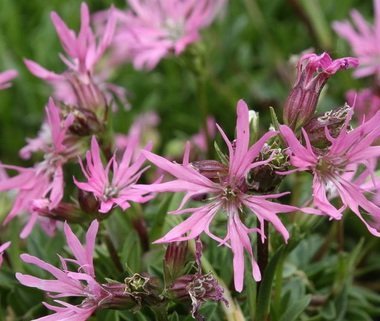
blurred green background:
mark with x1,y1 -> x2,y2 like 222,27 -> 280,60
0,0 -> 372,164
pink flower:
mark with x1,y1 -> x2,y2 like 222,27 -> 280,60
139,100 -> 298,292
283,52 -> 358,130
74,136 -> 152,213
0,241 -> 11,268
333,0 -> 380,79
24,3 -> 125,111
16,220 -> 106,321
20,98 -> 77,159
0,69 -> 17,89
346,88 -> 380,123
105,0 -> 226,70
280,112 -> 380,236
0,99 -> 76,238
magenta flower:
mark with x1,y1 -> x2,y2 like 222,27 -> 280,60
0,69 -> 17,90
139,100 -> 298,292
283,52 -> 358,130
333,0 -> 380,79
16,220 -> 106,321
105,0 -> 226,70
0,242 -> 11,268
74,136 -> 152,213
280,112 -> 380,236
0,99 -> 76,238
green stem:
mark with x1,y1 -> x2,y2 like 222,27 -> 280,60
257,221 -> 269,292
151,305 -> 169,321
104,233 -> 124,273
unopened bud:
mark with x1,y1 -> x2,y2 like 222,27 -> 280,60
164,242 -> 188,284
304,104 -> 352,149
283,52 -> 358,130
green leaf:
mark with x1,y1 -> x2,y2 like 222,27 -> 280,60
150,194 -> 174,241
255,246 -> 285,321
278,295 -> 311,321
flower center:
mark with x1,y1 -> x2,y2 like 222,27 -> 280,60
164,18 -> 185,42
103,185 -> 118,200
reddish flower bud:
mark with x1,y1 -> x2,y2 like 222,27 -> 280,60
283,52 -> 358,130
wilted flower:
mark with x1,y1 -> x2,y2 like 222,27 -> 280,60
171,272 -> 227,321
139,100 -> 300,292
102,0 -> 226,70
304,104 -> 352,149
0,69 -> 17,89
280,111 -> 380,236
75,136 -> 152,213
283,52 -> 358,130
0,241 -> 11,268
333,0 -> 380,79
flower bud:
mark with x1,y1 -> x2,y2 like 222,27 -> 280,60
164,241 -> 188,284
283,52 -> 358,130
304,104 -> 352,149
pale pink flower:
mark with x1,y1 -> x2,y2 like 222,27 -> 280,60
346,88 -> 380,123
333,0 -> 380,79
104,0 -> 226,70
0,69 -> 17,90
139,100 -> 298,292
0,99 -> 76,238
280,111 -> 380,236
74,136 -> 152,213
0,241 -> 11,268
16,220 -> 106,321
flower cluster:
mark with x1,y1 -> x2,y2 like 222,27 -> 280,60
2,1 -> 380,321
